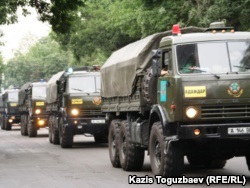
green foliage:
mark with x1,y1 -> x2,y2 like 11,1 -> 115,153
0,54 -> 4,88
1,0 -> 250,72
3,36 -> 74,89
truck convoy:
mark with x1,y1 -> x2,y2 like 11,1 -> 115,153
46,67 -> 108,148
0,89 -> 21,130
101,22 -> 250,177
18,82 -> 48,137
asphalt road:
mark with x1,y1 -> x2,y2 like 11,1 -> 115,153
0,126 -> 249,188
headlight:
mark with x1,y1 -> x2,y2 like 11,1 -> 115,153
186,107 -> 198,119
35,109 -> 41,114
71,109 -> 79,116
38,120 -> 45,126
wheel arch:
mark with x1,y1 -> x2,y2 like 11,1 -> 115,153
149,104 -> 170,137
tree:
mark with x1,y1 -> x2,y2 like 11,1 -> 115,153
0,54 -> 4,89
0,0 -> 83,34
3,35 -> 75,89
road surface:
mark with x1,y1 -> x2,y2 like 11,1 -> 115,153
0,127 -> 249,188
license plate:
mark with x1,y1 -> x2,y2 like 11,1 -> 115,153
91,119 -> 105,124
228,127 -> 250,135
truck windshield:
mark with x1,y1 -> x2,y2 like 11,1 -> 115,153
32,86 -> 46,99
177,40 -> 250,74
8,91 -> 18,102
68,76 -> 101,94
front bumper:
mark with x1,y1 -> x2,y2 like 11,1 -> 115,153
179,122 -> 250,139
32,115 -> 49,128
6,115 -> 21,124
67,117 -> 107,135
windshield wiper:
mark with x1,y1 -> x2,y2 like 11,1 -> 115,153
35,96 -> 45,98
180,67 -> 220,79
233,65 -> 250,69
71,88 -> 83,92
71,88 -> 90,95
9,98 -> 17,100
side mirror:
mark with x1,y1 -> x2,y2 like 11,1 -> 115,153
56,80 -> 61,85
152,49 -> 162,77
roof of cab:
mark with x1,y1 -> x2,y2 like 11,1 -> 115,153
160,32 -> 250,46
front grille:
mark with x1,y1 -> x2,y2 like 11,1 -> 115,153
79,109 -> 103,117
201,105 -> 250,119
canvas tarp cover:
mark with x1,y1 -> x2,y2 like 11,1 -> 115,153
46,71 -> 65,104
18,82 -> 32,105
101,27 -> 205,98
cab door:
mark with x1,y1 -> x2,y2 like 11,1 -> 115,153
158,49 -> 176,122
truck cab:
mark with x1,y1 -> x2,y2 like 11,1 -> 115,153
151,23 -> 250,174
0,89 -> 21,130
47,67 -> 108,148
19,82 -> 48,137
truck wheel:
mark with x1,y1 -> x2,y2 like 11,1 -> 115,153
186,154 -> 205,166
118,120 -> 145,171
28,117 -> 37,137
59,117 -> 73,148
246,154 -> 250,171
187,154 -> 226,169
94,133 -> 108,143
149,121 -> 183,177
5,118 -> 12,131
51,116 -> 60,145
1,116 -> 6,130
142,67 -> 157,104
204,159 -> 227,169
108,120 -> 121,168
21,115 -> 24,135
48,116 -> 53,143
23,115 -> 28,135
21,115 -> 28,136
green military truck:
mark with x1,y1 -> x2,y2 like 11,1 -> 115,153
101,22 -> 250,176
0,89 -> 21,130
18,82 -> 48,137
46,67 -> 108,148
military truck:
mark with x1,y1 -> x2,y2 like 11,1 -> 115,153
0,89 -> 21,130
46,67 -> 108,148
18,82 -> 48,137
101,22 -> 250,177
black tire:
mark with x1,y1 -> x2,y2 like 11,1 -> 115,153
5,118 -> 12,131
149,121 -> 183,177
186,154 -> 205,166
51,116 -> 60,145
204,159 -> 227,169
28,116 -> 37,137
21,115 -> 24,135
187,154 -> 226,169
246,154 -> 250,171
1,116 -> 5,130
142,67 -> 157,104
108,120 -> 121,168
21,115 -> 28,136
118,120 -> 145,171
59,117 -> 73,148
48,116 -> 53,143
94,133 -> 108,143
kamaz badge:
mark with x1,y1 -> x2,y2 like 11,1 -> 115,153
92,97 -> 102,105
228,83 -> 243,97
